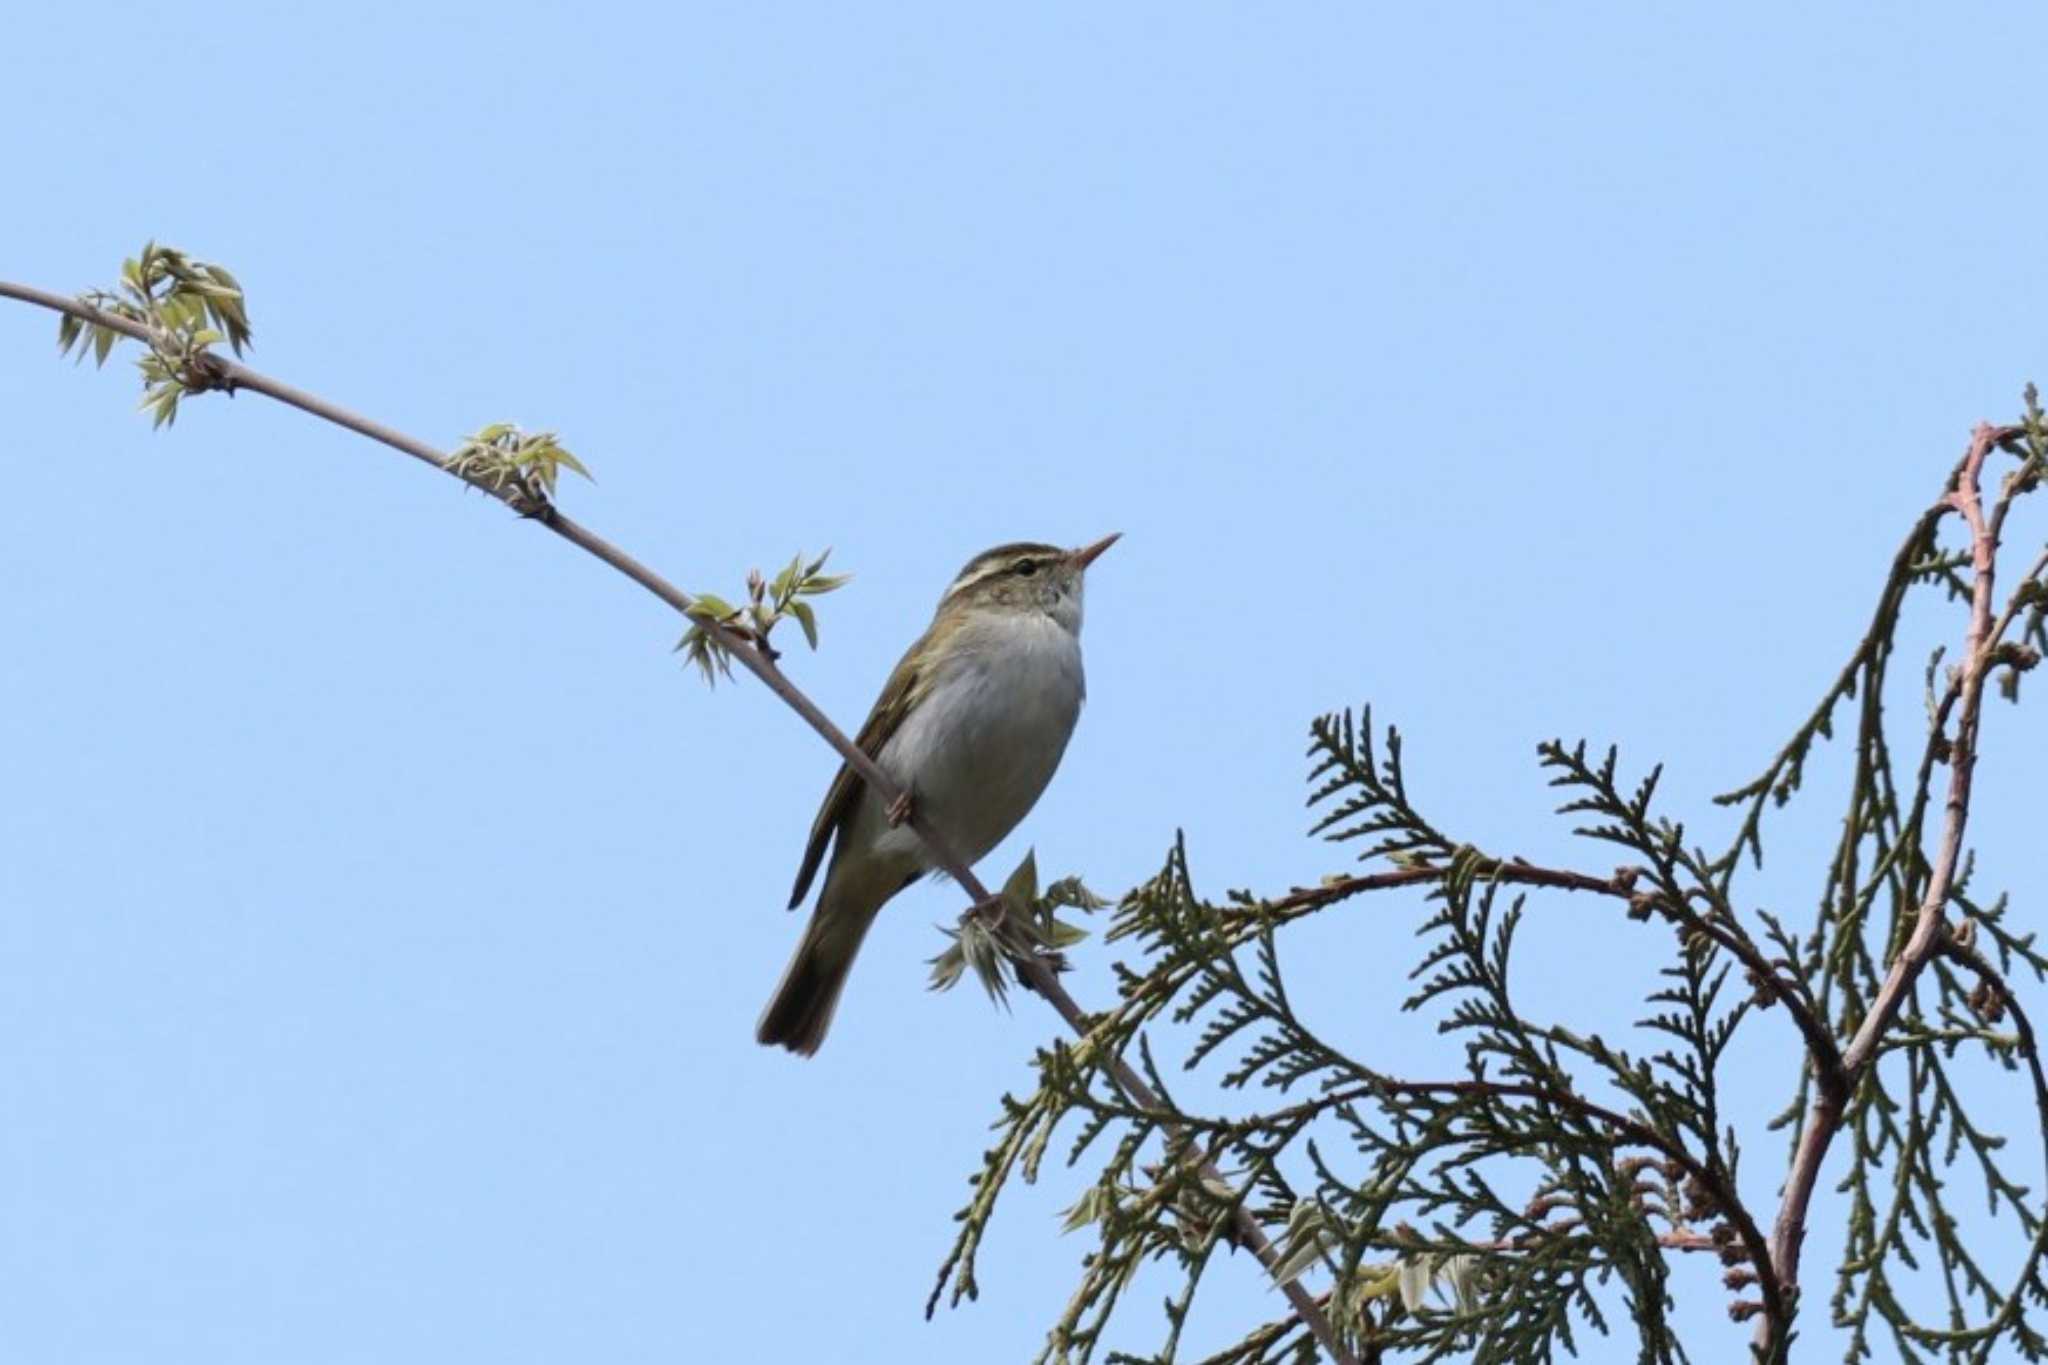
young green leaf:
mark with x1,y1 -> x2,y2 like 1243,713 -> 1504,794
787,599 -> 819,649
1001,849 -> 1039,911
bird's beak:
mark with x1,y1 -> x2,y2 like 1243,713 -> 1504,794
1070,532 -> 1122,570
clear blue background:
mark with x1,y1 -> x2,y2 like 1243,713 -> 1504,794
4,4 -> 2045,1361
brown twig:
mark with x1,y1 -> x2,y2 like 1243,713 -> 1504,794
1262,859 -> 1848,1102
0,278 -> 1358,1365
1757,424 -> 2013,1356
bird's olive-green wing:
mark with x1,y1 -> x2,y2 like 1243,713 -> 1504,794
786,632 -> 931,909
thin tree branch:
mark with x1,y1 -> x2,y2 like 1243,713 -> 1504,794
1759,424 -> 2012,1356
1,279 -> 1357,1364
1259,859 -> 1848,1102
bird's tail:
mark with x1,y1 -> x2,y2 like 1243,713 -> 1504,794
756,897 -> 882,1056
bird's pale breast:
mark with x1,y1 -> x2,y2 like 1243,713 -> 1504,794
864,612 -> 1085,870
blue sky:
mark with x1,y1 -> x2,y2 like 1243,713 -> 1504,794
5,4 -> 2046,1361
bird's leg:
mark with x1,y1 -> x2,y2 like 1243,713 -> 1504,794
886,787 -> 916,828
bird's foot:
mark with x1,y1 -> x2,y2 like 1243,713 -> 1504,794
886,789 -> 916,828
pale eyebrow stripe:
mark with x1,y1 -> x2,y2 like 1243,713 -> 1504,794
941,559 -> 1013,601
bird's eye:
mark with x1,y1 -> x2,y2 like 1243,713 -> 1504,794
1014,559 -> 1039,577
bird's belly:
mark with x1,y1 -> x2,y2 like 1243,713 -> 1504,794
871,629 -> 1084,869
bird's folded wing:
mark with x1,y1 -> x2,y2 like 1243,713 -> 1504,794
786,632 -> 933,908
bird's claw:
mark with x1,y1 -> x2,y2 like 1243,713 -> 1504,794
887,790 -> 916,828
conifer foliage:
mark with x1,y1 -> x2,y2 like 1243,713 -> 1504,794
930,413 -> 2048,1363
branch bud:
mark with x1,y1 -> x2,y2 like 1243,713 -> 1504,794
1744,966 -> 1779,1009
1968,979 -> 2007,1024
1682,1177 -> 1717,1224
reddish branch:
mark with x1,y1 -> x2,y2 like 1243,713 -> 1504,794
1262,859 -> 1848,1102
1756,425 -> 2017,1356
0,279 -> 1359,1365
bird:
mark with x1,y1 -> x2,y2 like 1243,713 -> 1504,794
757,534 -> 1119,1055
